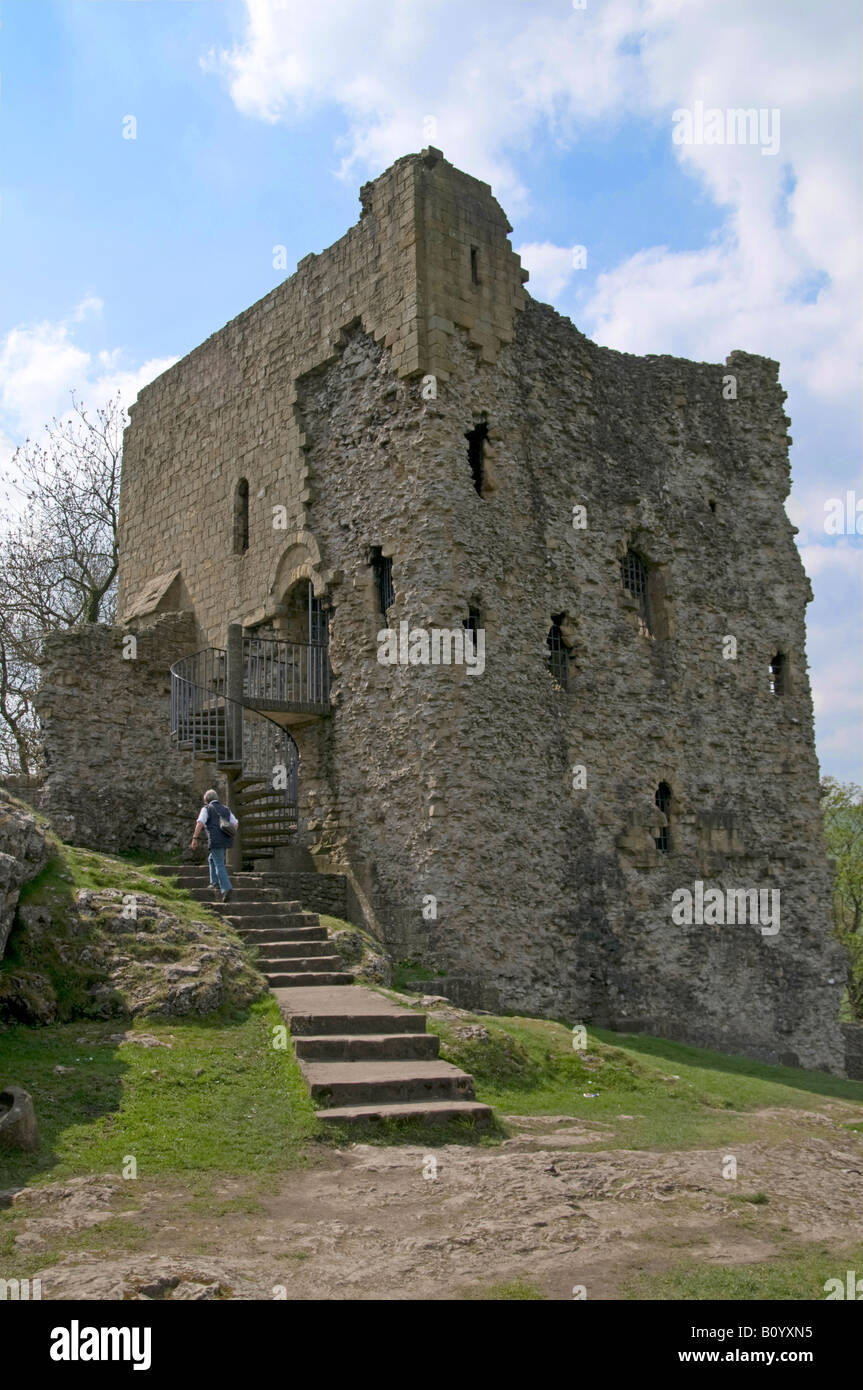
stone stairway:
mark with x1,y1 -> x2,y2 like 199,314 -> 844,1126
155,865 -> 492,1128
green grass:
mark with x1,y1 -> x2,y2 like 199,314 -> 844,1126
405,1007 -> 863,1151
458,1279 -> 547,1300
322,1111 -> 506,1148
0,997 -> 320,1188
390,957 -> 448,993
621,1242 -> 863,1300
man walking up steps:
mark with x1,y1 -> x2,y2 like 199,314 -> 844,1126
190,789 -> 238,902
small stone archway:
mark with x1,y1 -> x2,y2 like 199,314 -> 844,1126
242,531 -> 335,637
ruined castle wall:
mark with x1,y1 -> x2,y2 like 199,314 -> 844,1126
117,149 -> 525,645
103,149 -> 843,1072
293,306 -> 843,1072
37,614 -> 209,854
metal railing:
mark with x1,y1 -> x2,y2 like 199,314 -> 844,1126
170,649 -> 299,817
242,636 -> 330,710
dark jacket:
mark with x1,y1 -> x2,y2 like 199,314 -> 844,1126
202,801 -> 234,851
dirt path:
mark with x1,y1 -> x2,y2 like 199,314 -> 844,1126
8,1108 -> 863,1300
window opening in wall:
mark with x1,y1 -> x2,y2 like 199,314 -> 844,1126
463,604 -> 482,656
655,782 -> 672,853
308,586 -> 327,645
370,547 -> 394,617
769,651 -> 786,696
285,579 -> 328,645
470,246 -> 480,285
465,422 -> 488,496
233,479 -> 249,554
708,498 -> 717,513
546,614 -> 570,690
621,548 -> 651,636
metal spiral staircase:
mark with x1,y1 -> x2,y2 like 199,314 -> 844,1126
170,627 -> 329,862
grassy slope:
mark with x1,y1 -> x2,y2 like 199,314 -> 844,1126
416,1005 -> 863,1151
3,845 -> 863,1298
0,1000 -> 320,1190
1,840 -> 264,1021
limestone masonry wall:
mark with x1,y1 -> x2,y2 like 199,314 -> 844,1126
37,614 -> 210,853
45,149 -> 844,1073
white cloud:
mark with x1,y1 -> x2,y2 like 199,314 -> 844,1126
205,0 -> 647,211
212,1 -> 861,401
0,299 -> 176,498
515,242 -> 585,302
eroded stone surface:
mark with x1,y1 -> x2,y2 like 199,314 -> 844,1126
0,791 -> 50,959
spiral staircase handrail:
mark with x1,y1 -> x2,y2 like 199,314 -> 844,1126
170,647 -> 299,792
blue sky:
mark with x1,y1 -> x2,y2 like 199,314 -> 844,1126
1,0 -> 860,780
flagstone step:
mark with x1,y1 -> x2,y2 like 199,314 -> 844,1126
315,1100 -> 493,1126
292,1032 -> 440,1061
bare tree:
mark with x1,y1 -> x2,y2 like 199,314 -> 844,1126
0,392 -> 126,773
0,612 -> 40,775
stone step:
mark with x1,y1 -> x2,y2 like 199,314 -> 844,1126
259,955 -> 344,974
300,1060 -> 476,1106
188,887 -> 292,904
265,971 -> 354,988
208,900 -> 308,916
154,868 -> 268,885
293,1033 -> 440,1062
246,939 -> 334,957
235,926 -> 328,943
315,1100 -> 494,1127
274,985 -> 427,1036
219,912 -> 316,931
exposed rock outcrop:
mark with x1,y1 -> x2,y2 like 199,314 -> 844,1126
0,878 -> 266,1025
0,791 -> 50,959
0,1085 -> 40,1151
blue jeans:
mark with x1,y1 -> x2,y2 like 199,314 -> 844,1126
208,847 -> 232,894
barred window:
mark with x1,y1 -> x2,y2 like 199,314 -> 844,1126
546,615 -> 570,691
286,579 -> 327,644
370,547 -> 394,617
654,782 -> 672,853
621,549 -> 651,636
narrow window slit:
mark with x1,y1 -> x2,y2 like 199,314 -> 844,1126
233,479 -> 249,554
370,547 -> 394,617
655,782 -> 672,853
465,422 -> 488,496
547,614 -> 570,691
769,652 -> 786,696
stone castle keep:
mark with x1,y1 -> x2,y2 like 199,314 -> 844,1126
38,148 -> 846,1072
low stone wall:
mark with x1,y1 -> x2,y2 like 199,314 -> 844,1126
36,613 -> 209,855
0,777 -> 45,814
257,872 -> 349,922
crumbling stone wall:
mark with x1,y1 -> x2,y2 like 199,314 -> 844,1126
63,148 -> 844,1072
37,613 -> 208,854
292,313 -> 844,1072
